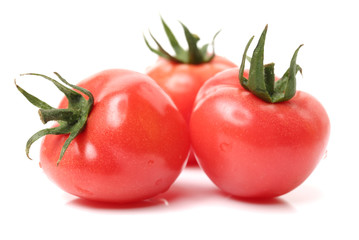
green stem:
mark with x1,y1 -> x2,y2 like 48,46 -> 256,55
16,72 -> 94,165
144,17 -> 219,64
39,109 -> 75,124
239,25 -> 303,103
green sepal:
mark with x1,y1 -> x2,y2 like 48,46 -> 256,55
144,17 -> 219,64
15,80 -> 54,110
239,25 -> 303,103
144,32 -> 180,63
161,17 -> 186,60
15,72 -> 94,165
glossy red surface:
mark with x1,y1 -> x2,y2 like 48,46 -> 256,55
40,69 -> 190,203
146,56 -> 237,165
190,68 -> 330,198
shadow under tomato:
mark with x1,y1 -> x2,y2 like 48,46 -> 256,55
220,192 -> 297,212
230,196 -> 289,205
67,197 -> 169,210
66,179 -> 220,211
157,181 -> 221,204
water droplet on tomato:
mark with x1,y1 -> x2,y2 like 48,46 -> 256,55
148,160 -> 154,165
220,142 -> 231,152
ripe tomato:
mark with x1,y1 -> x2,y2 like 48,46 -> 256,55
146,56 -> 237,123
145,19 -> 236,165
191,68 -> 330,198
190,26 -> 330,198
19,69 -> 190,203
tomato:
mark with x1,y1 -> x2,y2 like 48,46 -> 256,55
191,67 -> 330,198
190,26 -> 330,198
146,55 -> 237,123
145,18 -> 236,165
18,69 -> 190,203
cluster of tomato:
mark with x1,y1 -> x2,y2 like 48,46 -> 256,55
16,20 -> 330,203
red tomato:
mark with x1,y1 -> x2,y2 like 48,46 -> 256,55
36,69 -> 190,203
147,56 -> 236,165
144,19 -> 237,165
190,68 -> 330,198
147,56 -> 237,123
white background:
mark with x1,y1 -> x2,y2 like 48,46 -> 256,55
1,0 -> 358,239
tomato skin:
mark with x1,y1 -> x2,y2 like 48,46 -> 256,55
190,68 -> 330,198
147,56 -> 237,122
40,69 -> 190,203
147,56 -> 236,165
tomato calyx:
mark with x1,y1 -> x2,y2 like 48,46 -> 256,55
239,25 -> 303,103
15,72 -> 94,165
144,17 -> 219,65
